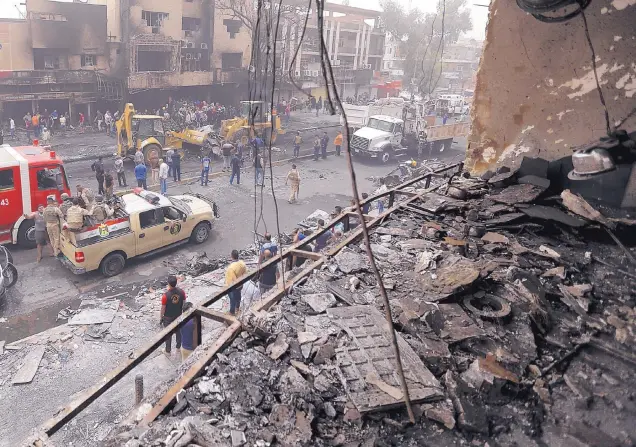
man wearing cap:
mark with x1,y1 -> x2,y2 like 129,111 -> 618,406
42,195 -> 64,257
77,185 -> 95,209
60,193 -> 73,217
92,195 -> 114,223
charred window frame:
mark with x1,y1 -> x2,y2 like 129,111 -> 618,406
182,17 -> 201,33
142,11 -> 169,32
81,55 -> 96,68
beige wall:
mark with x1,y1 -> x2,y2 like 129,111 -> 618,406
0,20 -> 34,71
212,12 -> 253,69
467,0 -> 636,174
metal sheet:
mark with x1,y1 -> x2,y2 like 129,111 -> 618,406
519,204 -> 587,227
492,184 -> 545,205
68,309 -> 117,325
327,305 -> 443,413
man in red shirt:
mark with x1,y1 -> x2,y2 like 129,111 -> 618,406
160,275 -> 186,354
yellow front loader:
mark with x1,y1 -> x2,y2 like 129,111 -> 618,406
220,101 -> 284,145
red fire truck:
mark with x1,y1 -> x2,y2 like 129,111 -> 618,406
0,143 -> 71,248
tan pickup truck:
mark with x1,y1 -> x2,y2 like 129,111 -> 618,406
58,190 -> 219,277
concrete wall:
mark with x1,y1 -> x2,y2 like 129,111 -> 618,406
466,0 -> 636,174
212,11 -> 253,69
0,20 -> 34,71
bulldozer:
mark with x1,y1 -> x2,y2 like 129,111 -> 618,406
220,101 -> 285,145
116,103 -> 216,164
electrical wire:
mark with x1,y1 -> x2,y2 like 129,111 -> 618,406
416,14 -> 437,93
577,1 -> 611,136
428,0 -> 445,96
314,0 -> 416,423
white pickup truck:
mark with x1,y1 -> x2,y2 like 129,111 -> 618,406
349,114 -> 470,164
340,99 -> 405,132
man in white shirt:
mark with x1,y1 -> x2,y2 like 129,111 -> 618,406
9,118 -> 15,139
159,158 -> 169,194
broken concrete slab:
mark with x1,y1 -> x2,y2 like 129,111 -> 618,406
305,315 -> 339,336
397,238 -> 435,252
491,183 -> 545,205
266,333 -> 289,360
335,249 -> 369,274
313,342 -> 336,365
481,232 -> 509,244
413,254 -> 497,302
280,366 -> 311,395
12,346 -> 46,385
68,308 -> 117,326
302,293 -> 337,313
375,226 -> 414,238
518,204 -> 587,227
424,303 -> 486,344
327,305 -> 443,413
297,332 -> 319,345
424,400 -> 456,430
518,175 -> 550,189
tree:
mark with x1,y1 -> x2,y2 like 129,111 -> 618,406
380,0 -> 473,94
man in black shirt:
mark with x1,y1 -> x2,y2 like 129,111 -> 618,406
92,156 -> 105,195
171,151 -> 182,182
160,275 -> 186,354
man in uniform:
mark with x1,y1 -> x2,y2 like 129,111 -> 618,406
285,164 -> 301,203
42,195 -> 64,257
60,192 -> 73,217
77,184 -> 95,209
92,195 -> 114,223
293,131 -> 302,158
160,275 -> 187,355
320,131 -> 329,159
66,198 -> 92,231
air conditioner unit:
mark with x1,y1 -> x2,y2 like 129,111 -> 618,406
181,40 -> 188,48
333,59 -> 341,66
200,43 -> 208,49
194,53 -> 201,60
186,53 -> 192,60
363,63 -> 371,69
187,42 -> 194,48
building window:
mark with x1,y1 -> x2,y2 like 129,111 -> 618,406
142,11 -> 169,30
223,19 -> 242,39
221,52 -> 243,70
182,17 -> 201,32
43,56 -> 61,69
81,55 -> 96,67
0,169 -> 14,191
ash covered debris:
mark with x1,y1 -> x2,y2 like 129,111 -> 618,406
102,157 -> 636,446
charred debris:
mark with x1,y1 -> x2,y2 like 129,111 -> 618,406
107,157 -> 636,447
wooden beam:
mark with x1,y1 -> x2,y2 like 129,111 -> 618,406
195,306 -> 237,325
289,248 -> 323,261
140,321 -> 242,425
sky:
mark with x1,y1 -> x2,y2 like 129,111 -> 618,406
0,0 -> 489,39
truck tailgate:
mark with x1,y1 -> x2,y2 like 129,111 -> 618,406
427,122 -> 471,141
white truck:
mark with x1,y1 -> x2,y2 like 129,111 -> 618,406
349,105 -> 470,163
435,95 -> 470,116
340,98 -> 405,133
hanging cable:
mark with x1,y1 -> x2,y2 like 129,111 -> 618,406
315,0 -> 416,424
427,0 -> 445,96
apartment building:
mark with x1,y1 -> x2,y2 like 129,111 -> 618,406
382,33 -> 405,79
277,2 -> 386,100
0,0 -> 115,122
437,37 -> 483,96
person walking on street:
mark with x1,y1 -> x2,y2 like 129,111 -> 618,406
104,171 -> 114,198
42,195 -> 64,257
225,250 -> 247,316
135,162 -> 147,189
285,164 -> 300,203
334,130 -> 343,156
160,275 -> 186,355
166,148 -> 174,177
230,152 -> 241,185
179,302 -> 198,361
221,141 -> 233,172
258,249 -> 279,295
443,112 -> 449,125
316,97 -> 322,117
159,158 -> 169,194
320,132 -> 329,159
78,112 -> 85,133
254,151 -> 264,186
24,113 -> 32,142
201,153 -> 211,186
134,148 -> 144,166
171,150 -> 182,182
293,131 -> 302,158
23,205 -> 53,262
9,118 -> 15,140
91,156 -> 105,195
313,135 -> 320,161
114,156 -> 127,187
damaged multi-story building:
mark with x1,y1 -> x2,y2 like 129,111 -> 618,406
0,0 -> 253,124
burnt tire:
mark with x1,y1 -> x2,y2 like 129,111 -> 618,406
17,220 -> 37,249
100,252 -> 126,277
191,222 -> 210,244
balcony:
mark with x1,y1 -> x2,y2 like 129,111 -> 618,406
0,70 -> 96,86
214,68 -> 250,84
128,71 -> 214,92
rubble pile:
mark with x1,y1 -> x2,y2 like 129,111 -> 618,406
106,158 -> 636,446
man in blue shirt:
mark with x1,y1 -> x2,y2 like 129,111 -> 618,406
201,154 -> 211,186
179,302 -> 197,361
135,162 -> 147,189
259,233 -> 278,261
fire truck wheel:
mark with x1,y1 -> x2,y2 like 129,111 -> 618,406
17,220 -> 37,249
191,222 -> 210,244
100,252 -> 126,277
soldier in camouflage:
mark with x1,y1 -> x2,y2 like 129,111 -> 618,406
59,193 -> 73,217
42,195 -> 64,256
